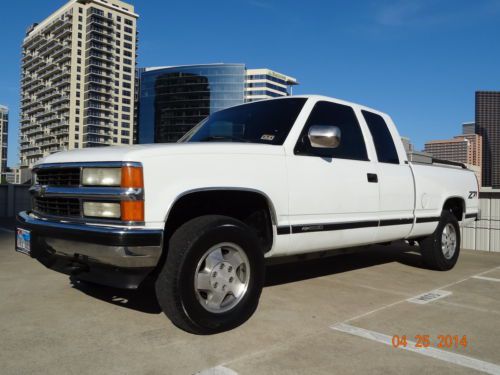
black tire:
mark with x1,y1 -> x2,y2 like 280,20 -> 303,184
155,215 -> 264,334
419,210 -> 460,271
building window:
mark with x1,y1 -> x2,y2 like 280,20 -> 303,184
124,42 -> 132,49
125,19 -> 133,26
124,58 -> 132,65
122,90 -> 131,97
124,26 -> 133,34
122,106 -> 130,112
124,35 -> 132,42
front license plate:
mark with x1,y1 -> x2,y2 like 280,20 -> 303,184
16,228 -> 31,256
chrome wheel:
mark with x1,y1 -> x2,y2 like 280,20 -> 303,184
194,242 -> 250,314
441,223 -> 457,260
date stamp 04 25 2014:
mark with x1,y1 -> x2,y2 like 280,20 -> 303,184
392,335 -> 468,349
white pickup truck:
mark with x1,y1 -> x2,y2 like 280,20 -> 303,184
16,95 -> 479,334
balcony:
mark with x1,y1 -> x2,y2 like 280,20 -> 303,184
87,33 -> 114,47
52,53 -> 71,66
53,78 -> 71,88
88,26 -> 115,38
87,51 -> 114,63
38,66 -> 59,81
88,16 -> 114,30
52,44 -> 72,59
25,104 -> 45,116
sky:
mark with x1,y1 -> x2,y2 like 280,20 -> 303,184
1,0 -> 500,167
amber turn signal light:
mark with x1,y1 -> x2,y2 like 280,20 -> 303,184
121,201 -> 144,222
121,166 -> 144,188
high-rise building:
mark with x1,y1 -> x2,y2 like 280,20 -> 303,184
401,136 -> 413,154
424,133 -> 483,185
424,138 -> 471,163
476,91 -> 500,188
424,134 -> 483,167
245,68 -> 298,102
138,64 -> 299,144
20,0 -> 138,168
462,122 -> 475,135
0,105 -> 8,181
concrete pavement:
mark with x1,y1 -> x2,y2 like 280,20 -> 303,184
1,229 -> 500,374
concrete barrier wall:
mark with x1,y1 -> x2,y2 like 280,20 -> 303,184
0,185 -> 32,218
462,193 -> 500,252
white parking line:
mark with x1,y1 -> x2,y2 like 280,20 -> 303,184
472,276 -> 500,283
196,366 -> 238,375
331,323 -> 500,375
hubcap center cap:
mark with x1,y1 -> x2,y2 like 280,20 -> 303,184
210,262 -> 236,291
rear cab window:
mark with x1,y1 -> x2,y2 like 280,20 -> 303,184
362,110 -> 400,164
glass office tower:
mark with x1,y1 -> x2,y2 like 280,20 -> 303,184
138,64 -> 245,143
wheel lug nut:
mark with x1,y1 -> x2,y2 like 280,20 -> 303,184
228,266 -> 233,272
212,272 -> 217,278
220,263 -> 224,270
214,282 -> 218,288
229,277 -> 234,283
222,285 -> 226,291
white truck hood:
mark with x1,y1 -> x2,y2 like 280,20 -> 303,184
36,143 -> 285,165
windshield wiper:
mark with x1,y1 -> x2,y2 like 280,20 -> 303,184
201,136 -> 251,143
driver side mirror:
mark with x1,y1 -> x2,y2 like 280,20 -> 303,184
308,125 -> 341,148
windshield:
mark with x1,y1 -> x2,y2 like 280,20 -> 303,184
180,98 -> 307,145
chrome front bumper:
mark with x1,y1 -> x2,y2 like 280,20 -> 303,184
16,211 -> 163,288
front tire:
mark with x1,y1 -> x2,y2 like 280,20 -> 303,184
155,215 -> 264,334
419,210 -> 460,271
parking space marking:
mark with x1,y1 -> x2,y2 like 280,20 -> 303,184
473,276 -> 500,283
407,290 -> 452,304
196,366 -> 239,375
331,323 -> 500,375
341,265 -> 500,324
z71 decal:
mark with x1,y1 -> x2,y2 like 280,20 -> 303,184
468,191 -> 478,199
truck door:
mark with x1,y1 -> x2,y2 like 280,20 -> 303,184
285,100 -> 380,254
361,110 -> 415,242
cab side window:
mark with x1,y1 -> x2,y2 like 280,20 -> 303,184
294,101 -> 368,161
362,110 -> 400,164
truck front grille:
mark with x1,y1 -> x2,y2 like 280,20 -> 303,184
36,168 -> 81,187
33,197 -> 81,217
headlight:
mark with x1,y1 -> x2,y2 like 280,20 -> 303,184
82,168 -> 121,186
83,202 -> 121,218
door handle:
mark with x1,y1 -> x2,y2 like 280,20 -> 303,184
367,173 -> 378,183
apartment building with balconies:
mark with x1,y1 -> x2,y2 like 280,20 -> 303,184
0,105 -> 8,181
20,0 -> 138,168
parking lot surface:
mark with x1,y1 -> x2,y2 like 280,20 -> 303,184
1,228 -> 500,375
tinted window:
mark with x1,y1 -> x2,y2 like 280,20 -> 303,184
362,110 -> 399,164
182,98 -> 307,145
295,101 -> 368,161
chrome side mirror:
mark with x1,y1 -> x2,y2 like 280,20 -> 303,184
308,125 -> 341,148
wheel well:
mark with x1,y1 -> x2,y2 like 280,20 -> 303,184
164,190 -> 274,254
443,197 -> 465,221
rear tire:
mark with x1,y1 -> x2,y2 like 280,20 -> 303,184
155,215 -> 264,334
419,210 -> 460,271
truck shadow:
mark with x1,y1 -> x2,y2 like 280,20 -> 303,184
69,242 -> 424,315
